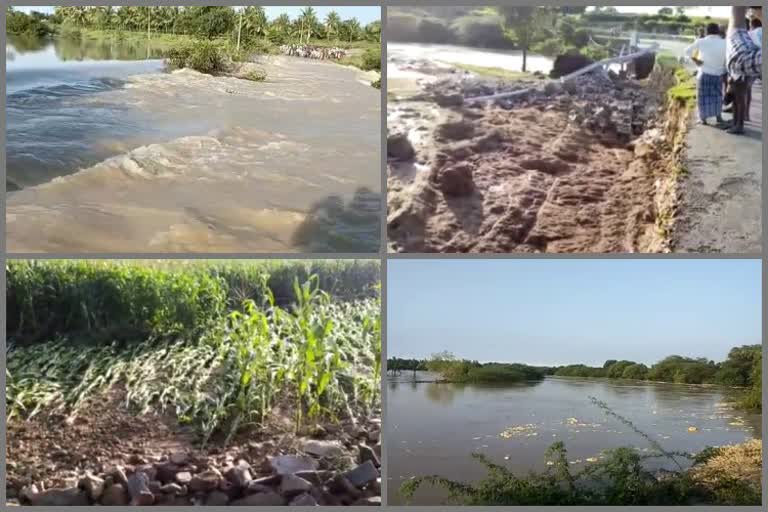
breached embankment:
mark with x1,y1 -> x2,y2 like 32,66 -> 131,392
387,59 -> 688,253
6,57 -> 381,252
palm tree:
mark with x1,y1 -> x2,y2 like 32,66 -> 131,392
364,20 -> 381,43
341,18 -> 361,43
243,6 -> 267,39
298,6 -> 318,44
324,11 -> 341,41
71,6 -> 90,27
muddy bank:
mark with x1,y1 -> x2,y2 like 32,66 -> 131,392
387,59 -> 684,253
7,57 -> 381,252
6,396 -> 381,506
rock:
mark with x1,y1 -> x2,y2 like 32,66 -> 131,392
634,140 -> 655,158
434,92 -> 464,107
79,472 -> 105,501
249,474 -> 282,488
100,484 -> 129,506
20,484 -> 39,503
189,469 -> 221,493
154,463 -> 179,484
169,452 -> 188,465
225,460 -> 252,488
112,467 -> 129,488
354,496 -> 382,506
358,444 -> 380,467
290,492 -> 319,506
436,120 -> 475,140
328,475 -> 362,499
301,439 -> 345,458
344,461 -> 380,488
205,490 -> 230,505
128,453 -> 147,465
127,471 -> 154,506
280,474 -> 313,495
268,454 -> 318,475
159,483 -> 183,495
175,471 -> 192,485
230,491 -> 286,506
543,82 -> 562,96
436,162 -> 474,197
387,133 -> 415,160
28,488 -> 89,506
294,470 -> 330,486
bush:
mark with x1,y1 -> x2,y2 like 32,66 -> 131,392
166,41 -> 229,74
360,48 -> 381,71
6,10 -> 52,37
371,78 -> 381,89
243,69 -> 267,82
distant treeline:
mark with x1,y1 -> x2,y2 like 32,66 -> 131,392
6,6 -> 381,45
389,345 -> 761,409
388,351 -> 554,383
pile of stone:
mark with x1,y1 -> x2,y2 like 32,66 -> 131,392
17,441 -> 381,507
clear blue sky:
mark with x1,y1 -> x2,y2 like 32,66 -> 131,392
388,259 -> 761,366
14,6 -> 380,24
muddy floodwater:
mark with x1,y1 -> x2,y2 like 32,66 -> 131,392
387,374 -> 761,505
7,36 -> 381,252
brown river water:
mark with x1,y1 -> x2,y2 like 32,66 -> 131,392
7,37 -> 381,253
387,373 -> 761,505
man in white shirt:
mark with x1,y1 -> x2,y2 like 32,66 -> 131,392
749,18 -> 762,46
685,23 -> 727,125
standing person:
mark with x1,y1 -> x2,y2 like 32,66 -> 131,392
685,23 -> 726,126
749,17 -> 762,46
725,7 -> 762,134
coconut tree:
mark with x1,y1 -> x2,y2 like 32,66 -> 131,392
243,6 -> 268,40
364,20 -> 381,43
70,6 -> 90,27
298,6 -> 318,44
324,11 -> 341,41
341,18 -> 361,43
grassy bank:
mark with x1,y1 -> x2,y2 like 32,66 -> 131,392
400,400 -> 761,505
7,260 -> 381,444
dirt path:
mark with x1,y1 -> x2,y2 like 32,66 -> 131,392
673,81 -> 762,253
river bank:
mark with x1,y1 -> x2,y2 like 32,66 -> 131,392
7,39 -> 381,252
386,44 -> 690,253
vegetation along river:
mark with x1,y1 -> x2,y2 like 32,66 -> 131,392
6,35 -> 381,252
387,373 -> 760,505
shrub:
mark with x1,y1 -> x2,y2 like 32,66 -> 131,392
371,78 -> 381,89
243,69 -> 267,82
360,48 -> 381,71
166,41 -> 229,75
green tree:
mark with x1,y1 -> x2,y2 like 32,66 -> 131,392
497,6 -> 549,72
324,10 -> 341,40
298,6 -> 319,44
341,18 -> 362,43
365,20 -> 381,43
658,7 -> 674,16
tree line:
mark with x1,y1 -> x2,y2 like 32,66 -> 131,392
388,345 -> 761,409
7,6 -> 380,45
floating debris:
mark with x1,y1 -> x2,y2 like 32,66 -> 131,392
503,456 -> 510,460
500,424 -> 537,438
546,461 -> 555,466
688,426 -> 698,432
585,457 -> 598,463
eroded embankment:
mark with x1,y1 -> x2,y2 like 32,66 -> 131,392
387,64 -> 690,253
7,57 -> 381,252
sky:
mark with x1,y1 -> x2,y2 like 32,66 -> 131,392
596,6 -> 732,18
14,6 -> 381,24
388,259 -> 761,366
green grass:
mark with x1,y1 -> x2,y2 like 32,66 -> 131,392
7,260 -> 381,445
445,62 -> 535,80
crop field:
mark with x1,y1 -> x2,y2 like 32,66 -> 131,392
6,259 -> 382,506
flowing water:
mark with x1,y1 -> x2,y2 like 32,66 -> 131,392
6,35 -> 381,252
387,373 -> 761,505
